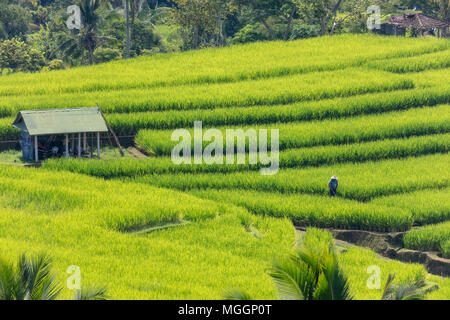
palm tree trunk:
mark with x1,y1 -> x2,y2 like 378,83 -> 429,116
260,18 -> 276,40
125,0 -> 131,58
283,5 -> 296,41
217,7 -> 224,46
193,23 -> 199,49
88,47 -> 94,65
131,0 -> 137,25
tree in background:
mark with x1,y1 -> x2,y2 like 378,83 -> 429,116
294,0 -> 344,35
430,0 -> 449,36
171,0 -> 217,49
125,0 -> 131,58
0,0 -> 32,40
106,19 -> 162,56
0,38 -> 45,73
431,0 -> 449,21
233,0 -> 297,40
59,0 -> 111,64
0,0 -> 448,66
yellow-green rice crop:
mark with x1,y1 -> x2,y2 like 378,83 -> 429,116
106,88 -> 450,134
403,222 -> 450,254
367,49 -> 450,73
0,34 -> 447,97
371,188 -> 450,225
43,133 -> 450,178
1,35 -> 449,300
0,164 -> 295,299
189,189 -> 412,232
0,68 -> 414,116
442,240 -> 450,259
135,105 -> 450,156
133,154 -> 450,201
338,247 -> 428,300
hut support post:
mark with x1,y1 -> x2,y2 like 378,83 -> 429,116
78,133 -> 81,158
83,133 -> 87,152
65,134 -> 69,158
34,136 -> 38,162
71,134 -> 75,155
91,133 -> 94,158
97,132 -> 100,158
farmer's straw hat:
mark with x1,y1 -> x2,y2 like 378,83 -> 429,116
331,176 -> 337,179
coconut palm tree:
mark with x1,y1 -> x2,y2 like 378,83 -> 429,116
60,0 -> 117,65
225,228 -> 353,300
0,254 -> 62,300
381,273 -> 427,300
72,287 -> 108,300
0,253 -> 107,300
225,228 -> 428,301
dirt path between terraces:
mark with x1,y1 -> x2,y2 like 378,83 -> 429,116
295,227 -> 450,277
128,147 -> 148,158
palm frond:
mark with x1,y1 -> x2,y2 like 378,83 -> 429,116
316,254 -> 353,300
269,258 -> 312,300
0,258 -> 18,300
382,273 -> 426,300
73,287 -> 108,300
381,273 -> 396,300
223,289 -> 252,300
18,253 -> 62,300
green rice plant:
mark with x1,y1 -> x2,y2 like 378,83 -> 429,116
42,133 -> 450,178
3,101 -> 450,146
338,247 -> 428,300
1,35 -> 450,301
189,189 -> 413,232
106,88 -> 450,134
0,165 -> 223,230
367,49 -> 450,73
0,117 -> 20,140
441,240 -> 450,259
371,188 -> 450,225
134,105 -> 450,156
0,34 -> 446,98
133,153 -> 450,201
0,166 -> 446,299
0,164 -> 296,299
0,68 -> 414,116
408,67 -> 450,88
279,133 -> 449,167
425,275 -> 450,299
403,221 -> 450,253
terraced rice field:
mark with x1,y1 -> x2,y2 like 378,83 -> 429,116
0,34 -> 449,299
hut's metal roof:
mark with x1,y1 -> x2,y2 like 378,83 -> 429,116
12,107 -> 108,135
389,13 -> 449,29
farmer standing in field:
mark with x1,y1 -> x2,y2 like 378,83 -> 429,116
328,176 -> 338,197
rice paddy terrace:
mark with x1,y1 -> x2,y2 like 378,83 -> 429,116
0,34 -> 449,299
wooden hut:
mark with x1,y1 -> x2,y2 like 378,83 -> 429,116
388,13 -> 449,37
12,107 -> 108,162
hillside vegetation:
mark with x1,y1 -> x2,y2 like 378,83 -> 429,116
0,34 -> 449,299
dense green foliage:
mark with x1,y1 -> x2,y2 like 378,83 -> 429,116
442,240 -> 450,259
134,105 -> 450,155
371,188 -> 450,225
190,189 -> 413,232
43,133 -> 450,177
1,35 -> 450,299
0,165 -> 295,299
403,222 -> 450,256
131,154 -> 450,201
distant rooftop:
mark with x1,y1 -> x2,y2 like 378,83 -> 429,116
12,107 -> 108,136
389,13 -> 449,29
